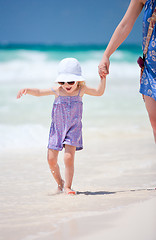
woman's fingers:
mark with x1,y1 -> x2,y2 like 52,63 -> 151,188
98,55 -> 110,78
98,64 -> 109,78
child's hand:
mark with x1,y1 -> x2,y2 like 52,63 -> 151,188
17,89 -> 27,99
98,54 -> 110,79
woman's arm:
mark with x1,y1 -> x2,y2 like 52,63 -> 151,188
84,77 -> 106,96
99,0 -> 144,77
17,88 -> 55,99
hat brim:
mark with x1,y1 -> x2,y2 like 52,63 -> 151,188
55,73 -> 85,82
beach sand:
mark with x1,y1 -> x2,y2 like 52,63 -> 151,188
60,197 -> 156,240
0,132 -> 156,240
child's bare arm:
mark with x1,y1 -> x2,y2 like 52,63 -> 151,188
84,77 -> 106,96
17,87 -> 57,99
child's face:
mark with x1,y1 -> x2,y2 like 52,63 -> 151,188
61,82 -> 78,93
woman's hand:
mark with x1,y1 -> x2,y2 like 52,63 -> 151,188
98,0 -> 143,80
17,89 -> 27,99
98,54 -> 110,78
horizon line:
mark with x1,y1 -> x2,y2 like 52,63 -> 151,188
0,42 -> 142,50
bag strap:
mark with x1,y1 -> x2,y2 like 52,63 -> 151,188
143,7 -> 156,56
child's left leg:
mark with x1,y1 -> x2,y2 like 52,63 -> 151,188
64,145 -> 76,194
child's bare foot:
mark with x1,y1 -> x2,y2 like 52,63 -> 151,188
64,187 -> 77,195
50,179 -> 65,195
57,179 -> 65,193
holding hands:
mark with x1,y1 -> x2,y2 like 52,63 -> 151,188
98,54 -> 110,79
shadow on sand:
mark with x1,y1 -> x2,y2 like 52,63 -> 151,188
77,188 -> 155,196
77,191 -> 116,195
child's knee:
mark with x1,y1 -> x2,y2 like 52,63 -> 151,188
64,154 -> 74,167
47,154 -> 57,167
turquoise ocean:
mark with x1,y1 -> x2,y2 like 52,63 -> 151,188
0,43 -> 150,151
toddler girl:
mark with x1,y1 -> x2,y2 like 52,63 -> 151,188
17,58 -> 106,195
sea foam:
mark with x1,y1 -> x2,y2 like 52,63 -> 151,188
0,48 -> 140,82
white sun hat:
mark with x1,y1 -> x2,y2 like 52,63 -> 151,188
55,58 -> 85,82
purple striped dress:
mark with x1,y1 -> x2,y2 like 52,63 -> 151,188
48,88 -> 83,151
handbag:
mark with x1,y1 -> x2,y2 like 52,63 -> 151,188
137,7 -> 156,82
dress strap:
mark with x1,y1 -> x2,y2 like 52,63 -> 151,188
78,86 -> 81,96
51,87 -> 59,96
